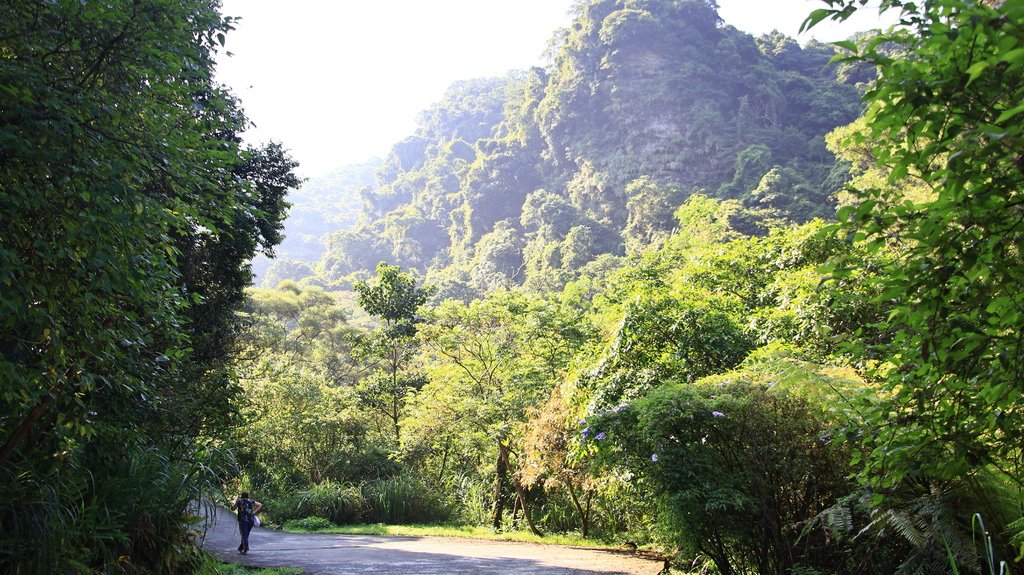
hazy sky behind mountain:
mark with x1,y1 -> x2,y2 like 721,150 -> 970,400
216,0 -> 893,178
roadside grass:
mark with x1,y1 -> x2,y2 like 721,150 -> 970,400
281,520 -> 619,548
198,562 -> 302,575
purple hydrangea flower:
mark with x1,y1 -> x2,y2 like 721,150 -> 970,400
612,402 -> 628,412
596,432 -> 606,440
712,411 -> 725,417
651,453 -> 659,462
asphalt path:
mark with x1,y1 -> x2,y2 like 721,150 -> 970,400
196,503 -> 664,575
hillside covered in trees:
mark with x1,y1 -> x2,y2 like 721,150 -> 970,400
282,0 -> 864,296
253,158 -> 380,287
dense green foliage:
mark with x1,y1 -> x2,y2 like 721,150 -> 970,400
238,200 -> 902,560
814,0 -> 1024,567
0,1 -> 298,571
234,282 -> 373,488
823,0 -> 1024,490
588,355 -> 860,574
232,279 -> 450,527
8,0 -> 1024,573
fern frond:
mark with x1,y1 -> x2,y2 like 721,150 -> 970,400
824,504 -> 854,535
883,509 -> 928,549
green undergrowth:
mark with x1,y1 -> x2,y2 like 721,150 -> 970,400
283,519 -> 619,548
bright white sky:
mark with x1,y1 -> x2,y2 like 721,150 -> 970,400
215,0 -> 892,178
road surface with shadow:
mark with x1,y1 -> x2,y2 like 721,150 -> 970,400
195,503 -> 664,575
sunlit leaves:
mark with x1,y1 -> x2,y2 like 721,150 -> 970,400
353,263 -> 434,442
815,0 -> 1024,493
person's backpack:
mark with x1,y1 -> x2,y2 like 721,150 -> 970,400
239,498 -> 254,520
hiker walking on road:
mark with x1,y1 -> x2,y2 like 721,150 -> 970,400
231,492 -> 263,554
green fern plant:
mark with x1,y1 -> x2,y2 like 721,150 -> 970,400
0,442 -> 226,574
1008,516 -> 1024,565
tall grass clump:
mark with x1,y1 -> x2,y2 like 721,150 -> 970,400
360,476 -> 447,524
447,474 -> 491,526
268,480 -> 366,525
268,476 -> 448,526
0,438 -> 225,574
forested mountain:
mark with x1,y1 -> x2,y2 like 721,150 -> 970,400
292,0 -> 863,298
253,158 -> 380,286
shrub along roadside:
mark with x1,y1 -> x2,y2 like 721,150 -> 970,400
583,352 -> 884,574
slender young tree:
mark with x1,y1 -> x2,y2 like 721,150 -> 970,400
354,262 -> 434,443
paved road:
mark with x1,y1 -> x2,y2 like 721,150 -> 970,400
196,503 -> 664,575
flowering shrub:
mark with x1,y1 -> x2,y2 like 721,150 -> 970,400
584,356 -> 861,574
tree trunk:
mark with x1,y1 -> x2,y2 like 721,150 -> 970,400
510,490 -> 521,525
0,389 -> 57,467
392,392 -> 401,444
515,479 -> 543,537
491,441 -> 510,529
436,442 -> 450,485
566,482 -> 591,539
391,345 -> 401,444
